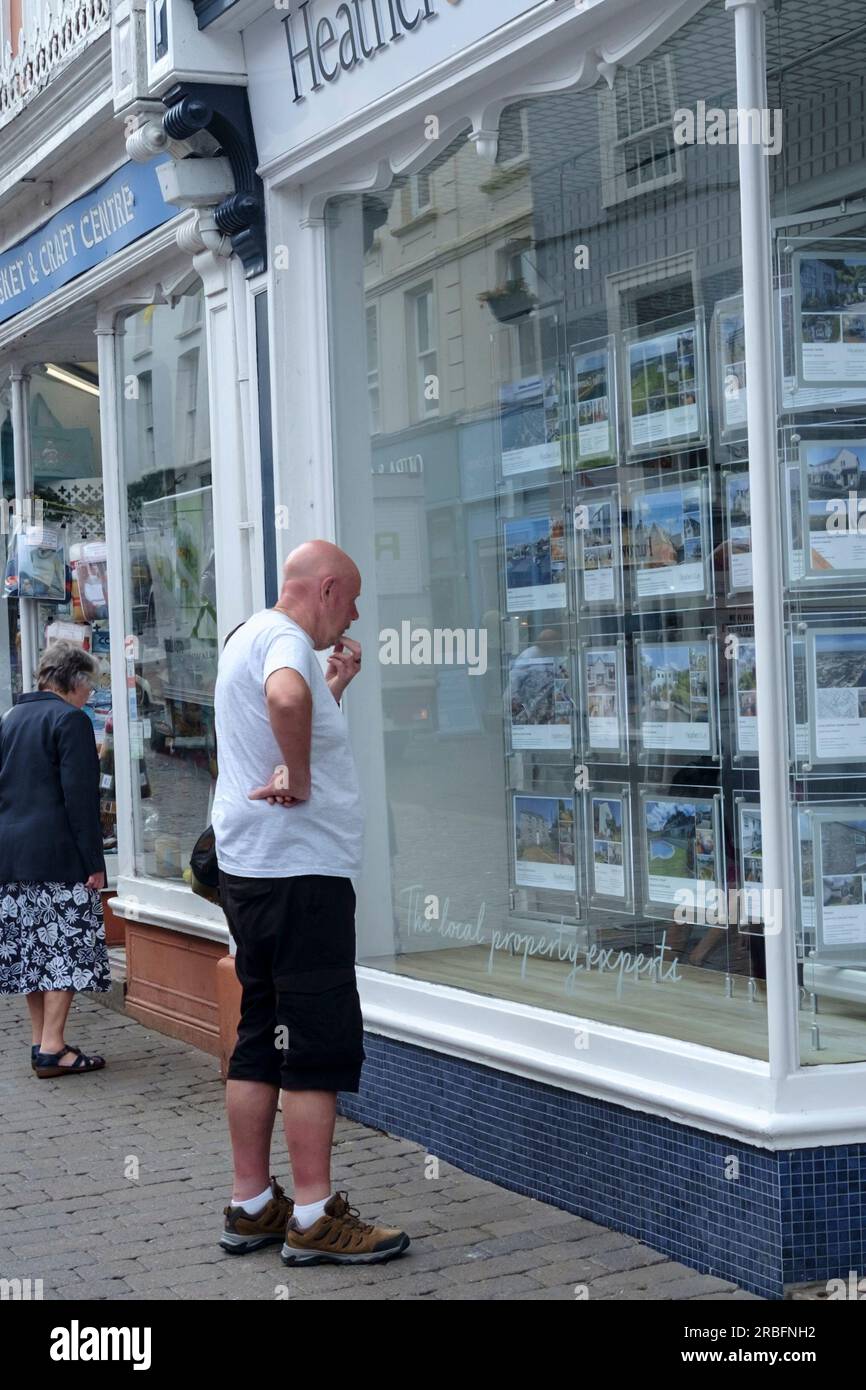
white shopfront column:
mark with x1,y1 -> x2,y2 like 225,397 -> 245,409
310,196 -> 396,960
728,0 -> 800,1079
194,246 -> 259,645
9,365 -> 37,693
95,314 -> 137,882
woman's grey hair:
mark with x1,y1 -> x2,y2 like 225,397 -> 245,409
36,639 -> 99,695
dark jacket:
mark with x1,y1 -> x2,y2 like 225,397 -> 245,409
0,691 -> 105,883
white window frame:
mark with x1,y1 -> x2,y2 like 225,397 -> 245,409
408,283 -> 439,421
176,346 -> 200,465
604,249 -> 699,341
410,170 -> 433,217
497,105 -> 529,166
599,52 -> 684,208
366,301 -> 381,435
137,369 -> 155,474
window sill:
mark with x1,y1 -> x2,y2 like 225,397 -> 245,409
109,874 -> 228,945
391,208 -> 438,239
479,159 -> 530,195
356,966 -> 866,1148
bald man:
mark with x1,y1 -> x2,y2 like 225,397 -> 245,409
213,541 -> 409,1267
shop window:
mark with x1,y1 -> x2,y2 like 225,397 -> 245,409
765,0 -> 866,1065
324,0 -> 866,1064
118,287 -> 216,882
0,361 -> 115,849
0,397 -> 12,719
600,53 -> 683,207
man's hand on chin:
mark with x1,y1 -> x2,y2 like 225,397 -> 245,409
326,636 -> 362,702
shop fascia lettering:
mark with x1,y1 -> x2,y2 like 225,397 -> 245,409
282,0 -> 437,102
0,185 -> 136,308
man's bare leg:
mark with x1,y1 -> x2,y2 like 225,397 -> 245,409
282,1090 -> 336,1205
226,1079 -> 279,1202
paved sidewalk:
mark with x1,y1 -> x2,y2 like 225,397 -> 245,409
0,994 -> 761,1301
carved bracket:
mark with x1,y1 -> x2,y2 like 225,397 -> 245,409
161,81 -> 266,278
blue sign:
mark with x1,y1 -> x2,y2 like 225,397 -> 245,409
0,156 -> 175,327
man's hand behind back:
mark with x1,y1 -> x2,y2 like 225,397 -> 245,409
248,767 -> 307,807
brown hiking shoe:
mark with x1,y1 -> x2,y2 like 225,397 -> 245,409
220,1177 -> 293,1255
280,1191 -> 410,1266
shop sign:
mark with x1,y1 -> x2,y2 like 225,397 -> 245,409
244,0 -> 548,167
371,452 -> 424,475
0,156 -> 175,328
281,0 -> 437,102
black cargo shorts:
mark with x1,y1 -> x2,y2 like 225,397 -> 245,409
218,871 -> 365,1093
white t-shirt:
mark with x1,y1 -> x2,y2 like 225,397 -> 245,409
212,609 -> 364,878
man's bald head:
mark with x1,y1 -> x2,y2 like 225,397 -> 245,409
282,540 -> 360,589
276,540 -> 361,650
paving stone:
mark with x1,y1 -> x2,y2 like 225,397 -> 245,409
661,1275 -> 739,1298
478,1213 -> 598,1239
590,1244 -> 673,1273
0,992 -> 761,1302
530,1258 -> 621,1288
416,1226 -> 500,1251
575,1265 -> 717,1298
694,1289 -> 764,1300
439,1273 -> 546,1300
442,1250 -> 558,1284
519,1285 -> 597,1299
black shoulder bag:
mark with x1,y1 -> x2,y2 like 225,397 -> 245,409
188,620 -> 248,907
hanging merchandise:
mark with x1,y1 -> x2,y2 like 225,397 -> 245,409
70,541 -> 109,622
97,715 -> 118,850
3,524 -> 68,602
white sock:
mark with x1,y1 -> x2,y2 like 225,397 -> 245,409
231,1183 -> 273,1215
293,1195 -> 330,1230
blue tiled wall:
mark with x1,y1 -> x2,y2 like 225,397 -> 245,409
338,1032 -> 866,1299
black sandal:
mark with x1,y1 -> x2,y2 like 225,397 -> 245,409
34,1045 -> 106,1079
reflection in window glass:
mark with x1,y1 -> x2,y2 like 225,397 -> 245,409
328,0 -> 780,1061
119,286 -> 217,880
766,0 -> 866,1064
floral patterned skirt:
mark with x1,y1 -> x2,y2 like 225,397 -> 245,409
0,882 -> 110,994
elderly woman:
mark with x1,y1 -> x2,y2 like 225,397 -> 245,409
0,639 -> 110,1077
